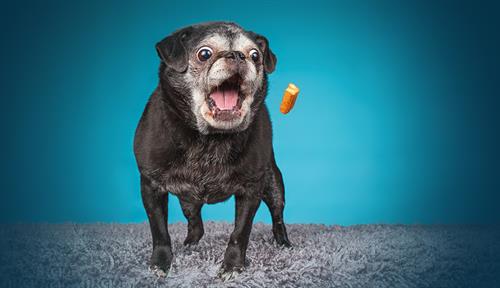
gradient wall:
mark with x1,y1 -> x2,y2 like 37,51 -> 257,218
1,0 -> 498,224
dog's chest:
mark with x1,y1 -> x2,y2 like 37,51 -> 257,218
163,140 -> 248,203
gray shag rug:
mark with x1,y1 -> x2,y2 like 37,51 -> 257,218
1,222 -> 499,287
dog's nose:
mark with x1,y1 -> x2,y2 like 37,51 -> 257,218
224,51 -> 245,62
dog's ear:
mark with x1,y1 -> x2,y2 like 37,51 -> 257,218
250,33 -> 277,74
156,27 -> 193,72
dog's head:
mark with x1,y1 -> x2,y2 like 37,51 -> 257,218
156,22 -> 276,134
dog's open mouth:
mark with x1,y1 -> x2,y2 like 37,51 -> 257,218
206,74 -> 244,121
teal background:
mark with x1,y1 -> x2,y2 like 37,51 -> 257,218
1,0 -> 498,224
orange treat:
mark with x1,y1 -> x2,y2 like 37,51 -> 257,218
280,83 -> 300,114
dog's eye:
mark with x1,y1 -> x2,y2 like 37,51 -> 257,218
197,47 -> 213,61
249,49 -> 259,62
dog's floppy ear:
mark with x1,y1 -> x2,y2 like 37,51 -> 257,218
156,27 -> 193,72
250,32 -> 277,73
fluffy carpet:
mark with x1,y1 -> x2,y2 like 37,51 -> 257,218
1,222 -> 499,287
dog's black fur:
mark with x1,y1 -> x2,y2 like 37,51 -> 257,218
134,22 -> 290,278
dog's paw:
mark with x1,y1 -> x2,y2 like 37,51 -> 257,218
217,266 -> 243,281
183,237 -> 199,246
183,233 -> 202,246
183,227 -> 204,246
276,237 -> 292,248
149,245 -> 173,277
149,265 -> 168,278
273,224 -> 292,248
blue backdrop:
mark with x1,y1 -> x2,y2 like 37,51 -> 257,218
1,0 -> 498,224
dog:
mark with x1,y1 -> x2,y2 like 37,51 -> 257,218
133,21 -> 291,279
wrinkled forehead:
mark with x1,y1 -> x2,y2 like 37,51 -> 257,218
194,31 -> 257,52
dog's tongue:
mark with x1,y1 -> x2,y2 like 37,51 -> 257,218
210,89 -> 238,110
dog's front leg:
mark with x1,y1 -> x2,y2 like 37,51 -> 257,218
141,175 -> 172,276
219,194 -> 261,280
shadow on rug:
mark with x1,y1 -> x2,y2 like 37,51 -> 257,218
1,222 -> 499,287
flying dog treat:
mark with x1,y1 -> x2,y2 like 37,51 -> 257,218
280,83 -> 300,114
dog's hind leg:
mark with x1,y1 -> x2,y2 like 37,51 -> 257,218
262,156 -> 292,247
179,199 -> 204,245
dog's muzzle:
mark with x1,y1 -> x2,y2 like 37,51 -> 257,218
206,73 -> 244,121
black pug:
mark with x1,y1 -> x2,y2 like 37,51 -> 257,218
134,22 -> 291,280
